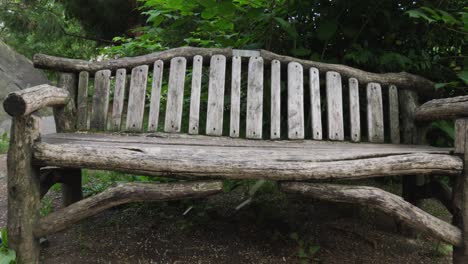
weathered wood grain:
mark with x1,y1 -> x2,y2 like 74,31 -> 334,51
270,60 -> 281,139
148,61 -> 164,132
230,56 -> 242,138
111,69 -> 126,131
77,71 -> 89,130
280,182 -> 462,246
90,70 -> 111,130
400,90 -> 419,145
326,71 -> 344,140
288,62 -> 304,139
126,65 -> 149,131
164,57 -> 187,133
310,67 -> 322,140
34,181 -> 223,237
246,56 -> 264,139
455,119 -> 467,154
349,78 -> 360,142
54,73 -> 77,132
206,55 -> 226,136
7,116 -> 41,263
367,83 -> 384,143
3,84 -> 69,117
415,95 -> 468,122
389,85 -> 400,144
188,56 -> 203,135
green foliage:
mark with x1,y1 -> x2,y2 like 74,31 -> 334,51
0,228 -> 16,264
290,232 -> 320,264
40,197 -> 53,217
0,133 -> 8,154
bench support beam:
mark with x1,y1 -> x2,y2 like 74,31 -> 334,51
34,181 -> 223,238
280,182 -> 462,247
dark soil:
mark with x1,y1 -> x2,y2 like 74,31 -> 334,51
0,155 -> 453,264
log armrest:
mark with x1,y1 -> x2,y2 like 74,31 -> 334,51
415,95 -> 468,122
3,84 -> 70,117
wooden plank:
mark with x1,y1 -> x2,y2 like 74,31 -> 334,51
326,71 -> 344,140
54,73 -> 77,132
415,95 -> 468,122
77,71 -> 89,130
389,85 -> 400,144
270,60 -> 281,139
367,82 -> 384,143
310,67 -> 322,140
126,65 -> 148,131
188,56 -> 203,134
90,70 -> 111,130
232,49 -> 260,57
206,55 -> 226,136
455,119 -> 467,154
349,78 -> 360,142
164,57 -> 187,133
148,61 -> 164,132
399,90 -> 419,144
281,182 -> 463,246
230,56 -> 241,137
246,56 -> 264,139
288,62 -> 304,139
111,69 -> 126,131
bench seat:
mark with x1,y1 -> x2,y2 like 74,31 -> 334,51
33,132 -> 463,180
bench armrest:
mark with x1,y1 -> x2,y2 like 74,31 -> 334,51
415,95 -> 468,122
3,84 -> 70,117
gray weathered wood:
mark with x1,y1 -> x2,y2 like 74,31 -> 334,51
310,67 -> 322,140
455,119 -> 467,154
349,78 -> 360,142
415,95 -> 468,122
270,60 -> 281,139
164,57 -> 187,133
400,90 -> 419,145
90,70 -> 111,130
326,71 -> 344,140
246,56 -> 264,139
389,85 -> 400,144
206,55 -> 226,136
126,65 -> 148,131
230,56 -> 242,137
111,69 -> 127,131
3,85 -> 70,117
280,182 -> 462,246
7,116 -> 41,264
367,82 -> 384,143
34,136 -> 462,181
148,61 -> 164,132
54,73 -> 78,132
34,181 -> 223,237
288,62 -> 304,139
77,71 -> 89,130
188,56 -> 203,135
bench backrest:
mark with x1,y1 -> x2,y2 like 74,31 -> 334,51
34,47 -> 434,143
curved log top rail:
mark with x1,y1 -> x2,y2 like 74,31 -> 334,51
33,46 -> 435,94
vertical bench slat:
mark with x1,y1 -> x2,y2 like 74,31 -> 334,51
367,82 -> 384,143
230,56 -> 241,138
111,69 -> 126,131
126,65 -> 148,131
310,67 -> 322,140
326,71 -> 344,140
148,61 -> 164,132
270,60 -> 281,139
389,85 -> 400,144
164,57 -> 187,133
77,71 -> 89,130
90,70 -> 111,130
188,56 -> 203,135
246,56 -> 264,139
349,78 -> 361,142
288,62 -> 304,139
206,55 -> 226,136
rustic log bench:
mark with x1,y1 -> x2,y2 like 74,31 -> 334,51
3,47 -> 468,263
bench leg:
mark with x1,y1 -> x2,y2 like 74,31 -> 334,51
60,168 -> 83,206
7,116 -> 41,264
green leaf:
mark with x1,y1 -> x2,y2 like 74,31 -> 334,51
432,120 -> 455,140
309,245 -> 320,255
0,249 -> 16,264
406,9 -> 436,23
274,17 -> 298,40
290,48 -> 311,56
248,179 -> 266,196
457,70 -> 468,85
201,7 -> 217,19
1,228 -> 7,248
316,19 -> 338,41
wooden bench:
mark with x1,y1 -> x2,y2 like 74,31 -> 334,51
3,47 -> 468,263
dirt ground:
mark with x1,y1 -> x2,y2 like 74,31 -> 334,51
0,154 -> 453,263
